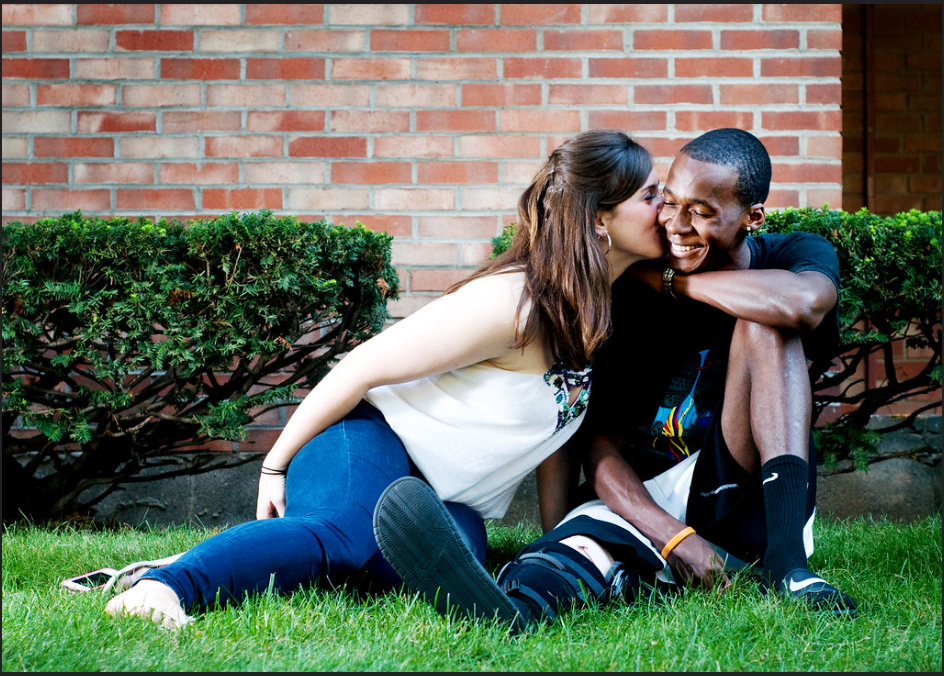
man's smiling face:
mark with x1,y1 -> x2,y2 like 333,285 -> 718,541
658,154 -> 757,274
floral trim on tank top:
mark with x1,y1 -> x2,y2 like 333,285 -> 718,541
544,361 -> 593,433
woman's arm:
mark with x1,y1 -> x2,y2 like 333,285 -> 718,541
256,272 -> 527,519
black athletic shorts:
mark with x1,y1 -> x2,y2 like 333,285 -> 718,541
685,412 -> 818,564
539,413 -> 819,569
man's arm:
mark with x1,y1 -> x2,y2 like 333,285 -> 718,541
675,269 -> 836,331
586,433 -> 728,587
632,262 -> 837,332
535,442 -> 581,532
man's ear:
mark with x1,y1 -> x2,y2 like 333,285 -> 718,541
746,204 -> 766,230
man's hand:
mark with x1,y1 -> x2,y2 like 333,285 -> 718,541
255,473 -> 287,520
586,434 -> 730,591
665,533 -> 730,590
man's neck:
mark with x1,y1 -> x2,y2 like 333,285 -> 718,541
732,239 -> 753,270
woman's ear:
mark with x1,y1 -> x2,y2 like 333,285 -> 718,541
594,210 -> 610,239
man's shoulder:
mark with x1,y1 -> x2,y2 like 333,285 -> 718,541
753,230 -> 830,247
750,230 -> 837,261
749,229 -> 840,283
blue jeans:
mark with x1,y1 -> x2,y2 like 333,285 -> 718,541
143,401 -> 487,610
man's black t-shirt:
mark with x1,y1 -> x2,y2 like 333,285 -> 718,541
585,232 -> 841,480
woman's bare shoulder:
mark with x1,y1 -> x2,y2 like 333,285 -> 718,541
455,270 -> 525,304
449,269 -> 527,312
455,268 -> 526,292
454,271 -> 552,373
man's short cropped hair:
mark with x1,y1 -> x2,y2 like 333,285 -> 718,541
679,128 -> 771,208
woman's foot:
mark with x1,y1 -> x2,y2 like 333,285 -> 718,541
373,477 -> 530,633
105,579 -> 194,630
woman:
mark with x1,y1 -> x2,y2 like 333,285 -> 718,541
105,129 -> 665,629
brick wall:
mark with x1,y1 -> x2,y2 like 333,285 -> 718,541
842,4 -> 942,213
840,5 -> 866,212
866,4 -> 941,215
14,5 -> 932,449
839,4 -> 942,418
3,3 -> 844,321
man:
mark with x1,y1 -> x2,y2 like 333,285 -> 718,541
374,128 -> 857,630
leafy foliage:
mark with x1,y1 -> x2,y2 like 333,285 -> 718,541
765,208 -> 941,470
2,211 -> 398,522
492,208 -> 942,469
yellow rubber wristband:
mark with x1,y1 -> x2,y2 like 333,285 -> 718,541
660,526 -> 696,560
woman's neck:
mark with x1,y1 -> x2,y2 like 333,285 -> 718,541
606,252 -> 637,284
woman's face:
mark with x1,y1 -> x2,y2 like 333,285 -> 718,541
597,168 -> 665,265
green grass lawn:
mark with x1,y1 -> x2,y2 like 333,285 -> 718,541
2,514 -> 941,672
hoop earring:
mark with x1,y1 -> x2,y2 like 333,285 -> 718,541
600,232 -> 611,255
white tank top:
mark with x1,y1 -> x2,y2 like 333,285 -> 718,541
365,361 -> 592,518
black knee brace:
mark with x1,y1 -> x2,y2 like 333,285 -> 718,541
495,542 -> 612,622
605,562 -> 675,606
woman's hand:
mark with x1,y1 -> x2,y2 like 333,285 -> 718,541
666,533 -> 730,590
256,472 -> 287,520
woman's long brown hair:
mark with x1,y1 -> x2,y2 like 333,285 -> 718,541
446,129 -> 653,371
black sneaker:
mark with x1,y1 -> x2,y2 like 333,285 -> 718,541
373,476 -> 531,633
761,567 -> 858,617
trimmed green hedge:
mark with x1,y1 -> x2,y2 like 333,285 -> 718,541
2,210 -> 398,522
761,208 -> 941,470
493,207 -> 943,469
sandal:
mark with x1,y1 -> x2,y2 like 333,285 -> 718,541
101,552 -> 185,594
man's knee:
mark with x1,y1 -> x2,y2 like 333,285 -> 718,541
560,534 -> 615,576
495,538 -> 666,623
728,320 -> 810,390
731,319 -> 803,357
495,541 -> 611,622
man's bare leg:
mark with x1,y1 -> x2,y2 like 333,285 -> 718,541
720,319 -> 811,474
720,319 -> 856,615
560,535 -> 615,575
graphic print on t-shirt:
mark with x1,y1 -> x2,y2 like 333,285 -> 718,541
648,349 -> 725,463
